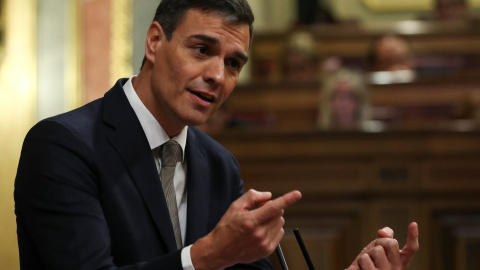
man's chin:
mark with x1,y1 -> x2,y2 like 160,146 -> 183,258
181,109 -> 216,127
185,116 -> 210,127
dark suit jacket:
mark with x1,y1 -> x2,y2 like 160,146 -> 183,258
14,78 -> 273,270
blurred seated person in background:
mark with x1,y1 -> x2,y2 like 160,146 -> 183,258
318,68 -> 378,130
433,0 -> 469,21
296,0 -> 336,26
368,34 -> 415,72
419,0 -> 480,24
282,31 -> 319,81
367,34 -> 417,84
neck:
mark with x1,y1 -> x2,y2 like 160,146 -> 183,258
133,69 -> 185,138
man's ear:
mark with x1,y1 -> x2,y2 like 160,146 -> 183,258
145,21 -> 165,65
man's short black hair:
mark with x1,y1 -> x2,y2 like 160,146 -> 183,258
140,0 -> 254,70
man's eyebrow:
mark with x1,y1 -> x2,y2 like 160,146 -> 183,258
190,34 -> 219,45
234,51 -> 249,63
190,34 -> 248,63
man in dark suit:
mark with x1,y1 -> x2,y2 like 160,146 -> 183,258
14,0 -> 418,269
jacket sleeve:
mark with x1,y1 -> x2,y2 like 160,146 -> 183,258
14,119 -> 183,270
227,153 -> 275,270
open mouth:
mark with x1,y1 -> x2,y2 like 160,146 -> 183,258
189,90 -> 215,103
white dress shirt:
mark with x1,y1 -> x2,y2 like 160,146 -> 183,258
123,76 -> 195,270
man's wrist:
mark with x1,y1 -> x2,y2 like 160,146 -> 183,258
190,235 -> 227,270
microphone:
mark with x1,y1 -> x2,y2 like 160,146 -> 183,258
293,228 -> 316,270
275,244 -> 289,270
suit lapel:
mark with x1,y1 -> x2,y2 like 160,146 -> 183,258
185,129 -> 211,245
103,80 -> 178,252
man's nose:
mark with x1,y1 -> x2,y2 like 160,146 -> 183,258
204,58 -> 225,86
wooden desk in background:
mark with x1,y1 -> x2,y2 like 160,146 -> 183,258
230,73 -> 480,132
251,20 -> 480,81
213,129 -> 480,270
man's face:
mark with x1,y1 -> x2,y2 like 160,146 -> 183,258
150,9 -> 250,134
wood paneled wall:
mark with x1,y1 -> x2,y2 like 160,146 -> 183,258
213,130 -> 480,270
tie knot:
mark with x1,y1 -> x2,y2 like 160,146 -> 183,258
161,140 -> 182,167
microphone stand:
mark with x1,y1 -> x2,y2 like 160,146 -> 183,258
275,244 -> 289,270
294,228 -> 316,270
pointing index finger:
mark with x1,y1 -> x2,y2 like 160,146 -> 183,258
253,190 -> 302,223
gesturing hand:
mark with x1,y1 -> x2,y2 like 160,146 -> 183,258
191,189 -> 302,270
347,222 -> 419,270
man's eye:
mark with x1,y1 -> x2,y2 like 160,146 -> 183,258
195,46 -> 208,55
227,59 -> 241,69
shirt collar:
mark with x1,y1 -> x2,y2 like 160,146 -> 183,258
123,76 -> 188,161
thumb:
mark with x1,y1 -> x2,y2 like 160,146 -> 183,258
401,222 -> 420,269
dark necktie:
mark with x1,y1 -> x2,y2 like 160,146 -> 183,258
157,140 -> 183,249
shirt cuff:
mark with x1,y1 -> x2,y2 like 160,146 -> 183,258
181,245 -> 195,270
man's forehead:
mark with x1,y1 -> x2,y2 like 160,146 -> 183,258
181,9 -> 245,27
178,9 -> 250,48
179,8 -> 251,43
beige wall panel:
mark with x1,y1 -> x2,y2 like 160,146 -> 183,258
0,0 -> 36,269
82,0 -> 111,102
